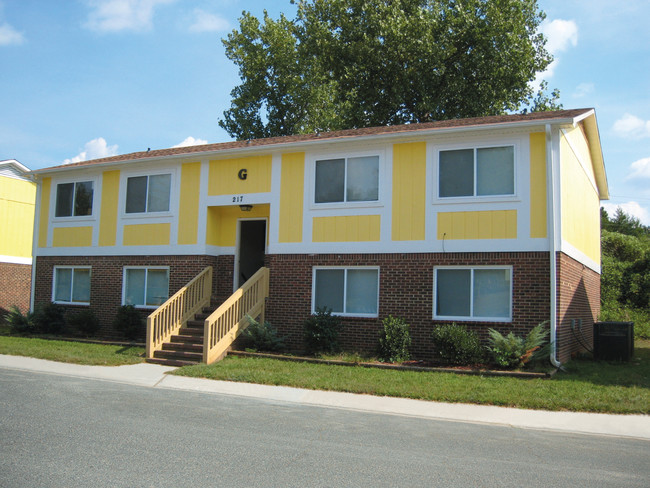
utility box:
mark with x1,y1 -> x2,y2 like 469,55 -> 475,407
593,322 -> 634,361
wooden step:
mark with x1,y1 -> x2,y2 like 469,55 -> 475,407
153,349 -> 203,362
146,357 -> 200,367
162,342 -> 202,353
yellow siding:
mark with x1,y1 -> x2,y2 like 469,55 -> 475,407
279,152 -> 305,243
99,170 -> 120,246
178,162 -> 201,245
208,155 -> 272,196
0,176 -> 36,258
560,129 -> 601,264
205,204 -> 270,247
38,177 -> 51,248
312,215 -> 381,242
123,223 -> 171,246
437,210 -> 517,240
529,132 -> 547,238
392,142 -> 426,241
52,227 -> 93,247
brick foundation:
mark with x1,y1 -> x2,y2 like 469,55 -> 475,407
0,261 -> 32,316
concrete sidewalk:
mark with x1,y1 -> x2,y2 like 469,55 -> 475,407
1,354 -> 649,440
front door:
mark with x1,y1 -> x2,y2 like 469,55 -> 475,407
236,219 -> 267,289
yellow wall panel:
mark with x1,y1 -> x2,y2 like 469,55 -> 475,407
52,226 -> 93,247
0,176 -> 35,257
38,177 -> 51,248
529,132 -> 547,238
279,152 -> 304,243
437,210 -> 517,240
178,162 -> 201,245
99,170 -> 120,247
123,223 -> 170,246
392,142 -> 426,241
312,215 -> 381,242
208,155 -> 272,196
205,204 -> 270,247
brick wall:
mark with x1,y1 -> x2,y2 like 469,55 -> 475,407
0,262 -> 32,316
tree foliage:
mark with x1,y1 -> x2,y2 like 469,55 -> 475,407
220,0 -> 555,140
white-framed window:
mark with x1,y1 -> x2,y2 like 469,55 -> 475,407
122,267 -> 169,308
434,266 -> 512,322
312,267 -> 379,317
53,266 -> 91,305
314,155 -> 379,204
438,145 -> 515,198
55,181 -> 94,217
125,174 -> 171,214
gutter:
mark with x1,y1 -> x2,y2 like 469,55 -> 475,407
545,123 -> 561,368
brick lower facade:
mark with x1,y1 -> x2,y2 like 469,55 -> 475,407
0,261 -> 32,316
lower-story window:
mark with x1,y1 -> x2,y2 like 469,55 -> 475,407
434,266 -> 512,321
312,267 -> 379,317
53,266 -> 91,305
123,267 -> 169,307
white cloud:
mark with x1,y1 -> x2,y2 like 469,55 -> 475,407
83,0 -> 174,33
537,19 -> 578,79
63,137 -> 119,164
626,157 -> 650,180
189,9 -> 229,33
173,136 -> 208,148
613,113 -> 650,139
572,82 -> 594,99
602,202 -> 650,226
0,22 -> 24,45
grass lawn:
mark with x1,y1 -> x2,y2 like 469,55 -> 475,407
172,340 -> 650,415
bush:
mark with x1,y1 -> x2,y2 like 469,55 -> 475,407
33,302 -> 66,335
68,309 -> 101,336
242,315 -> 285,352
303,307 -> 342,355
113,305 -> 143,340
4,306 -> 35,334
378,315 -> 411,363
431,324 -> 484,365
487,323 -> 549,369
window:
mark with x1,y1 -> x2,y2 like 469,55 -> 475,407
439,146 -> 514,198
434,267 -> 511,321
55,181 -> 93,217
126,174 -> 171,213
123,267 -> 169,307
315,155 -> 379,203
313,267 -> 379,316
53,267 -> 91,304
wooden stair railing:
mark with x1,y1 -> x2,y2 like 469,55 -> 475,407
146,266 -> 213,360
203,267 -> 270,364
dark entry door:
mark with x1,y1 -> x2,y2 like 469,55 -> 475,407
237,220 -> 266,288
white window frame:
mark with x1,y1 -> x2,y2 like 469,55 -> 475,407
436,144 -> 517,200
53,179 -> 95,220
311,266 -> 380,318
433,266 -> 513,322
52,266 -> 91,305
122,266 -> 170,309
123,172 -> 174,216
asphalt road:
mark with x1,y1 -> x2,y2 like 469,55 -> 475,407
0,368 -> 648,488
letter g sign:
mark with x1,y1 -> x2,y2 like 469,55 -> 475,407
238,169 -> 248,180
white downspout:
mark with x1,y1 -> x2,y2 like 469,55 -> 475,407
545,124 -> 561,368
29,175 -> 41,312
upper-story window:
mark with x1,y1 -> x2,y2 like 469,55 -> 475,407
125,174 -> 171,213
438,146 -> 514,198
315,155 -> 379,204
55,181 -> 93,217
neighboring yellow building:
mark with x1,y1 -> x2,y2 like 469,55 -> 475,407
0,160 -> 36,315
30,110 -> 608,363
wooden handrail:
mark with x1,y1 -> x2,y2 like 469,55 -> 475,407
203,267 -> 269,364
146,266 -> 213,359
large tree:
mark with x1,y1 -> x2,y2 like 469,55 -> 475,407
220,0 -> 554,140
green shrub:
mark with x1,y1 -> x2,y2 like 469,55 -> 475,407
600,302 -> 650,340
378,315 -> 411,363
4,306 -> 35,335
68,309 -> 101,336
303,307 -> 342,355
113,305 -> 143,340
487,323 -> 549,369
242,315 -> 285,352
33,302 -> 66,335
431,324 -> 484,365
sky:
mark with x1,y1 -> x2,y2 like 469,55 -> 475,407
1,0 -> 649,224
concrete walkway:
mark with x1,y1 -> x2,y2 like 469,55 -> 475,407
1,354 -> 649,440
